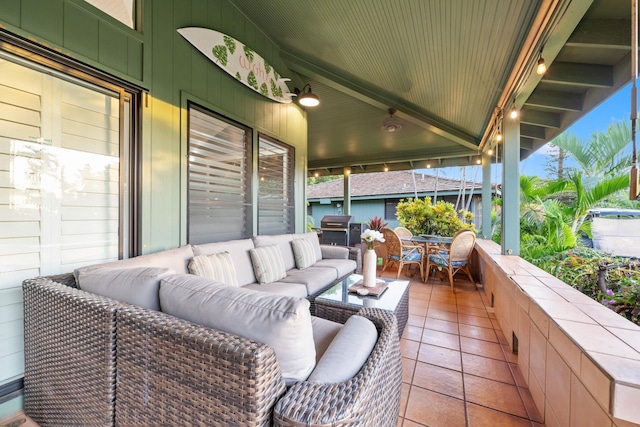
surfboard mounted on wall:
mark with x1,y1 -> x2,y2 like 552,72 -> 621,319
178,27 -> 294,104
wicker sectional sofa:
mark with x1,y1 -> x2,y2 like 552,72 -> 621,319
22,233 -> 402,426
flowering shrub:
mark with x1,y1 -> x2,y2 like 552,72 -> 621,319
361,229 -> 385,250
395,197 -> 476,237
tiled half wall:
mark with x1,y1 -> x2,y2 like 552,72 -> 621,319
474,239 -> 640,427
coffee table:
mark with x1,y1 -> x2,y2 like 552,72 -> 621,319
314,274 -> 410,337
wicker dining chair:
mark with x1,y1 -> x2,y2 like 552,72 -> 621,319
381,228 -> 424,281
393,226 -> 413,240
425,229 -> 476,292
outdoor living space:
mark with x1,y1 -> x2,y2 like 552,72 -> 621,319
1,264 -> 539,427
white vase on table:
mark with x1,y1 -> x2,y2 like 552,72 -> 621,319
362,248 -> 377,288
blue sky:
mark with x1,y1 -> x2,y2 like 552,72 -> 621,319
520,82 -> 633,177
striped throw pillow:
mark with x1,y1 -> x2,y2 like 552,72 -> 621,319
188,252 -> 239,287
291,238 -> 316,270
249,244 -> 287,284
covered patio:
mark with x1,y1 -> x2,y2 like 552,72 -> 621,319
1,0 -> 639,426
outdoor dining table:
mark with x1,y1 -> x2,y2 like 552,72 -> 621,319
407,235 -> 454,277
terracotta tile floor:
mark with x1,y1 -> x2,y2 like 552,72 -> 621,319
384,268 -> 545,427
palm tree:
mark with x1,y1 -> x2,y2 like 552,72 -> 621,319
548,120 -> 632,233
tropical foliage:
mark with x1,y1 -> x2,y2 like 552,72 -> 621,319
502,120 -> 640,325
396,197 -> 476,237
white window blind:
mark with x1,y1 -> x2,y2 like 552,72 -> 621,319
258,135 -> 295,235
0,53 -> 130,387
188,106 -> 251,244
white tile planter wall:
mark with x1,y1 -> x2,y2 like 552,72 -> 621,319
475,239 -> 640,427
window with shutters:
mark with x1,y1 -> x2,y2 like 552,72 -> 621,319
257,135 -> 295,235
187,104 -> 252,244
0,49 -> 137,388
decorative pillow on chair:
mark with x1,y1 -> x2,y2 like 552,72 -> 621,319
188,252 -> 239,287
291,238 -> 316,270
249,244 -> 287,284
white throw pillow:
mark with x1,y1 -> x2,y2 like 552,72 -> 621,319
291,239 -> 316,270
77,267 -> 174,310
159,274 -> 316,385
249,244 -> 287,284
188,252 -> 239,287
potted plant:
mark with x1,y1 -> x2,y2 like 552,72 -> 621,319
366,216 -> 389,268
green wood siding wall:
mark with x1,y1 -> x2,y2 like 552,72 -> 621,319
0,0 -> 308,409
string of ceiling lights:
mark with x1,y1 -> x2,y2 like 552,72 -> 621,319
484,0 -> 570,162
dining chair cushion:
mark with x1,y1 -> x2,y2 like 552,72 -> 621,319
389,249 -> 422,262
250,244 -> 287,284
291,238 -> 317,269
428,253 -> 468,267
159,274 -> 315,385
188,252 -> 239,287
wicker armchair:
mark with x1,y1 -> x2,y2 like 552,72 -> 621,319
381,228 -> 424,281
425,229 -> 476,291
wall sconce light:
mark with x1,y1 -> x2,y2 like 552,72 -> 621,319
488,148 -> 493,155
294,84 -> 320,107
476,158 -> 482,165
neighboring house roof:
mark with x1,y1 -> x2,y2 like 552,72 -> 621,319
307,170 -> 483,200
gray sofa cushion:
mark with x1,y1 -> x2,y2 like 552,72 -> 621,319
159,274 -> 316,385
74,245 -> 195,281
313,258 -> 357,278
307,315 -> 378,384
77,267 -> 174,310
192,239 -> 256,286
300,232 -> 322,261
291,238 -> 316,269
188,252 -> 239,287
253,234 -> 296,270
243,281 -> 309,298
281,267 -> 338,295
320,245 -> 350,260
311,316 -> 343,363
250,245 -> 287,284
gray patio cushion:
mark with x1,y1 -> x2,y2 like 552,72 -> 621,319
192,239 -> 256,286
74,245 -> 195,281
320,245 -> 350,260
77,267 -> 174,310
243,281 -> 309,298
281,266 -> 338,295
311,316 -> 343,363
307,315 -> 378,384
159,274 -> 316,385
253,234 -> 296,270
314,258 -> 357,278
300,232 -> 323,261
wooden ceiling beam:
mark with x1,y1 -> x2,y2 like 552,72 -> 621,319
525,89 -> 583,111
543,62 -> 613,88
565,19 -> 630,50
520,124 -> 547,140
520,109 -> 562,128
